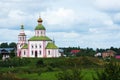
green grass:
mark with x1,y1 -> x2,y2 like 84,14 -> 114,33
16,69 -> 100,80
17,72 -> 58,80
0,57 -> 106,80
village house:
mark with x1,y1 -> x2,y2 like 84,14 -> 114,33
71,50 -> 80,56
102,50 -> 116,58
0,48 -> 14,60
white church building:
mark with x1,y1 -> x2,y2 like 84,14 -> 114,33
17,17 -> 61,58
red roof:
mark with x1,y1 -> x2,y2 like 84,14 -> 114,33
71,50 -> 80,54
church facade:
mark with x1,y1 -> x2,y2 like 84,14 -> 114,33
17,17 -> 61,58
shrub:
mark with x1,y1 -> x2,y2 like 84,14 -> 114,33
0,58 -> 30,67
0,73 -> 28,80
36,59 -> 44,67
56,68 -> 83,80
93,61 -> 120,80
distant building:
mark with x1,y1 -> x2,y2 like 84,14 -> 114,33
94,52 -> 101,57
0,48 -> 14,60
115,55 -> 120,59
71,50 -> 80,55
102,50 -> 116,58
17,17 -> 61,58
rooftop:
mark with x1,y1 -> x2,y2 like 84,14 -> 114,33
28,36 -> 52,41
22,44 -> 28,49
46,42 -> 58,49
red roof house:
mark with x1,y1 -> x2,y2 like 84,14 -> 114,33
71,50 -> 80,55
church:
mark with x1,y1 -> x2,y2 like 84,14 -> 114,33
17,17 -> 61,58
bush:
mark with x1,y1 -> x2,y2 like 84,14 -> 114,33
0,58 -> 30,67
36,59 -> 44,67
0,73 -> 28,80
93,61 -> 120,80
56,68 -> 83,80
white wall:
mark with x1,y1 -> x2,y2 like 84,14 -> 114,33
28,41 -> 45,57
21,49 -> 28,57
46,49 -> 61,57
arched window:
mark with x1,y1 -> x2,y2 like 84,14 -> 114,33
19,37 -> 21,40
24,51 -> 26,55
41,31 -> 42,35
35,45 -> 37,48
37,31 -> 39,34
39,45 -> 41,48
39,50 -> 41,55
31,44 -> 33,48
48,50 -> 50,55
31,51 -> 33,55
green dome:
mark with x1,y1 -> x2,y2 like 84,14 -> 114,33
35,24 -> 46,30
46,42 -> 58,49
28,36 -> 52,41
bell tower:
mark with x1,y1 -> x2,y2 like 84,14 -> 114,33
17,25 -> 26,57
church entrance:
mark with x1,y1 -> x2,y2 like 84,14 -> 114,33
35,51 -> 37,58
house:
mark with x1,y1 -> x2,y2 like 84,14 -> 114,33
115,55 -> 120,59
0,48 -> 14,60
71,50 -> 80,55
94,52 -> 101,57
17,17 -> 61,58
102,50 -> 116,58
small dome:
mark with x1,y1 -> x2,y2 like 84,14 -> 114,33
35,24 -> 46,30
21,24 -> 24,29
37,18 -> 43,22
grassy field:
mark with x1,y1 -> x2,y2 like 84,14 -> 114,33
15,68 -> 100,80
1,57 -> 118,80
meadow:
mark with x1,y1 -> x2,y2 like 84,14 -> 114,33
0,57 -> 118,80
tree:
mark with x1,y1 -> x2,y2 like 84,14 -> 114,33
93,61 -> 120,80
9,42 -> 17,48
0,43 -> 9,48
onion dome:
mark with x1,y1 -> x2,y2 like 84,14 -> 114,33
35,18 -> 46,30
37,17 -> 43,23
21,24 -> 24,29
19,25 -> 26,36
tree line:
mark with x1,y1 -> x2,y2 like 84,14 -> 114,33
0,42 -> 120,56
61,46 -> 120,57
0,42 -> 17,48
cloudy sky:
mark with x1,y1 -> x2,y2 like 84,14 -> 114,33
0,0 -> 120,49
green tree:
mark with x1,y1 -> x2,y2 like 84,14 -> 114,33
93,61 -> 120,80
0,43 -> 9,48
9,42 -> 17,48
10,50 -> 15,58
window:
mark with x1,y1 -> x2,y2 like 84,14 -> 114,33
41,31 -> 42,35
35,45 -> 37,48
24,51 -> 26,55
48,50 -> 50,55
31,45 -> 33,48
39,51 -> 41,55
19,37 -> 21,40
37,31 -> 39,34
39,45 -> 41,48
31,51 -> 33,55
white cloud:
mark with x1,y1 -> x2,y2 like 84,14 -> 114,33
41,8 -> 76,25
0,29 -> 18,42
0,0 -> 120,48
95,0 -> 120,11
